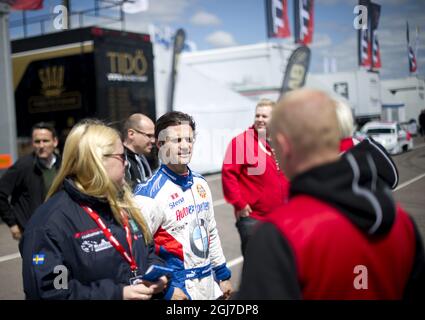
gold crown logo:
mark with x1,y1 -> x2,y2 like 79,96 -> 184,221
38,66 -> 65,97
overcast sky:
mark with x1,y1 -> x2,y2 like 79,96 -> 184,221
9,0 -> 425,80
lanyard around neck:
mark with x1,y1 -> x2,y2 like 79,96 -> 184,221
80,205 -> 138,276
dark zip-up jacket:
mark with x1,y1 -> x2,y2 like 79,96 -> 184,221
19,179 -> 163,300
0,153 -> 61,228
124,146 -> 153,190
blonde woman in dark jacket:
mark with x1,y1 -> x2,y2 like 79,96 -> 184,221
20,120 -> 167,300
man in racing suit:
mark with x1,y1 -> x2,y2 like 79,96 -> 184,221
134,111 -> 233,300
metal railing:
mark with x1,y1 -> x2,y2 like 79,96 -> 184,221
9,0 -> 128,39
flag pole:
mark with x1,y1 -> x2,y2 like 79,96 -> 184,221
407,21 -> 411,77
415,26 -> 420,104
415,26 -> 420,77
0,2 -> 18,165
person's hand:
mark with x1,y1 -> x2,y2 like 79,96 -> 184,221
171,287 -> 189,300
236,204 -> 252,219
10,225 -> 22,241
219,280 -> 234,300
143,275 -> 168,294
123,283 -> 154,300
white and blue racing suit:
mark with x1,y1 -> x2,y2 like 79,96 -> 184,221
134,165 -> 231,300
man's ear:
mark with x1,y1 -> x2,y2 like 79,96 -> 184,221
156,141 -> 163,149
53,137 -> 59,148
127,129 -> 134,140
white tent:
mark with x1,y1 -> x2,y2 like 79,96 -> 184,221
152,38 -> 256,174
174,63 -> 254,173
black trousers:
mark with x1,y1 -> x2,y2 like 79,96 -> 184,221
235,216 -> 259,257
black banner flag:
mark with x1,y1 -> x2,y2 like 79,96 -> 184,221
266,0 -> 291,38
406,22 -> 417,73
279,45 -> 311,98
294,0 -> 314,45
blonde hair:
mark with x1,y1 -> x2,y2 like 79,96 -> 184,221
47,119 -> 152,243
256,98 -> 276,109
335,100 -> 354,139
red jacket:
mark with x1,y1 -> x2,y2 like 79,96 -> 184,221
221,126 -> 289,220
269,196 -> 416,299
339,137 -> 355,152
339,137 -> 360,153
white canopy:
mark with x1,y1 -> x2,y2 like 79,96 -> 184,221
174,63 -> 254,173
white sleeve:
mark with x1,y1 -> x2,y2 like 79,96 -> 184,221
134,195 -> 163,235
204,183 -> 227,268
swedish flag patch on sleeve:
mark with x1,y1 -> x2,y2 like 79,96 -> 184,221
32,254 -> 45,265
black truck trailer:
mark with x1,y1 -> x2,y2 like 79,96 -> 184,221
12,26 -> 156,150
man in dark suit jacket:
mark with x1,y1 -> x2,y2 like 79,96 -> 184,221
0,122 -> 61,240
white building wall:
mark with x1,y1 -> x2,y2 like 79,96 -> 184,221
181,44 -> 383,120
181,42 -> 294,100
380,87 -> 406,122
381,77 -> 425,122
306,70 -> 381,119
177,42 -> 425,129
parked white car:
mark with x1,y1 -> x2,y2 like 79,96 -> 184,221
360,122 -> 413,155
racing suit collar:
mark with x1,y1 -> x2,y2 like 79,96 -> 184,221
160,164 -> 194,191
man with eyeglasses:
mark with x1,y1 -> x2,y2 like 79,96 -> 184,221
134,111 -> 233,300
122,113 -> 156,188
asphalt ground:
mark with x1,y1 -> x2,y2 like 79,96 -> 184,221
0,137 -> 424,300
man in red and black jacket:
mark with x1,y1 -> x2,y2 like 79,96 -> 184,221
222,99 -> 289,256
237,89 -> 425,299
